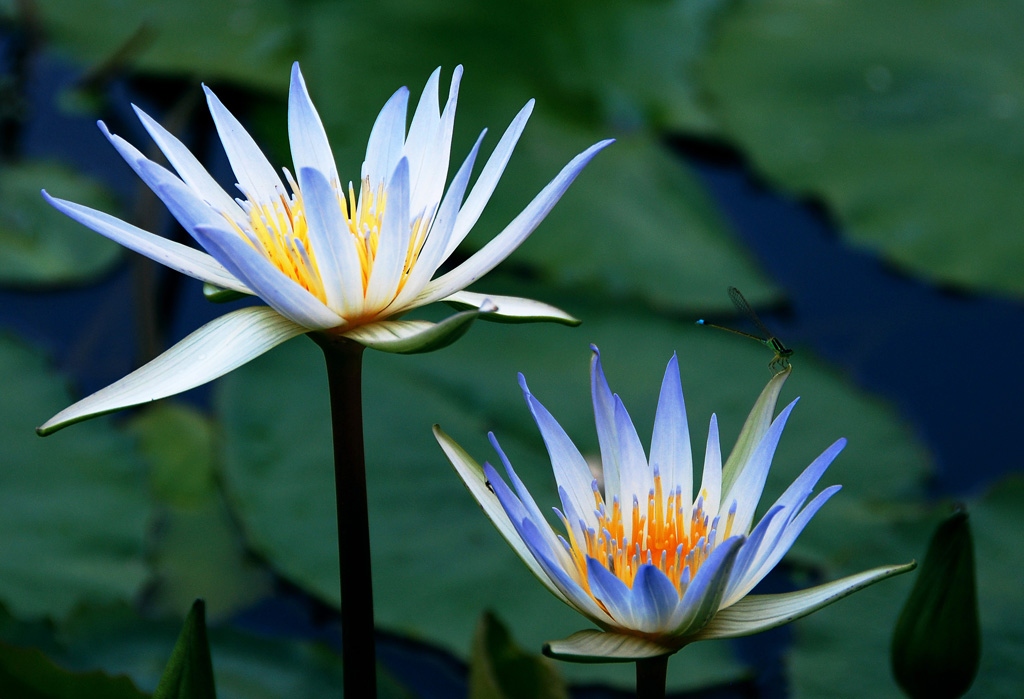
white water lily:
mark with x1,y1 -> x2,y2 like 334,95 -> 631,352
39,64 -> 610,435
435,347 -> 913,661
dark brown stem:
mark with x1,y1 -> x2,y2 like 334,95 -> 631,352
311,333 -> 375,697
636,655 -> 669,699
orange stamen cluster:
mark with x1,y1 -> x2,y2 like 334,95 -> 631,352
562,473 -> 715,608
226,172 -> 431,312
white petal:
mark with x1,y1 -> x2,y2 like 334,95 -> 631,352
698,414 -> 723,523
409,66 -> 462,218
297,166 -> 364,315
441,290 -> 580,325
590,346 -> 622,505
388,131 -> 485,312
415,139 -> 613,307
518,374 -> 599,532
42,192 -> 248,294
363,157 -> 410,312
38,307 -> 306,435
443,100 -> 534,259
402,67 -> 442,197
288,63 -> 339,187
649,353 -> 691,502
434,426 -> 572,606
203,85 -> 286,204
543,629 -> 678,662
691,562 -> 917,641
362,87 -> 410,187
613,394 -> 652,528
131,106 -> 245,222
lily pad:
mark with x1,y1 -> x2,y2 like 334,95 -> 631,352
0,334 -> 149,621
700,0 -> 1024,297
0,162 -> 121,287
0,640 -> 147,699
216,298 -> 930,691
35,0 -> 296,91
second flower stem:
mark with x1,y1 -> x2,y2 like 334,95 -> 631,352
314,333 -> 375,697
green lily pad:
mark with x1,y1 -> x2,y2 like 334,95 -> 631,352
0,334 -> 149,621
36,0 -> 296,91
0,162 -> 121,287
699,0 -> 1024,297
0,640 -> 147,699
216,297 -> 929,691
129,405 -> 272,621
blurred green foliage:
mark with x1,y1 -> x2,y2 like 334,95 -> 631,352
0,0 -> 1020,696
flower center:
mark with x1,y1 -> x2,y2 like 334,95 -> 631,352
562,473 -> 723,609
226,171 -> 429,312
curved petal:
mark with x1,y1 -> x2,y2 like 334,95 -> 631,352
433,426 -> 571,606
518,374 -> 598,531
42,192 -> 248,293
288,63 -> 338,186
37,307 -> 306,435
131,106 -> 244,221
415,138 -> 613,307
191,222 -> 343,330
631,564 -> 682,633
649,353 -> 691,505
203,85 -> 286,204
691,562 -> 917,641
767,438 -> 846,515
723,399 -> 799,537
674,536 -> 745,636
586,557 -> 636,629
297,166 -> 363,315
721,365 -> 791,495
442,290 -> 580,325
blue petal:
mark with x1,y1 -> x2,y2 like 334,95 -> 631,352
630,564 -> 681,633
586,557 -> 635,629
590,345 -> 621,505
649,353 -> 692,502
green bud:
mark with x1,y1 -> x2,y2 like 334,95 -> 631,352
891,509 -> 980,698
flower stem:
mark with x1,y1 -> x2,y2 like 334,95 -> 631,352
636,655 -> 669,699
312,333 -> 375,697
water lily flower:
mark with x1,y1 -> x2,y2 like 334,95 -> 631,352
435,347 -> 914,662
38,64 -> 610,435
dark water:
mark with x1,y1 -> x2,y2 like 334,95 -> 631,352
3,32 -> 1019,698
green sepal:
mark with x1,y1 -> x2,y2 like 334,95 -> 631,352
340,307 -> 488,354
153,599 -> 217,699
443,290 -> 581,326
721,364 -> 790,497
202,283 -> 249,304
891,509 -> 980,699
469,611 -> 568,699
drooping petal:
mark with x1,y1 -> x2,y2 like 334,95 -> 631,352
37,307 -> 306,435
543,629 -> 678,663
415,139 -> 614,307
691,562 -> 917,641
340,305 -> 488,354
362,86 -> 410,187
518,374 -> 599,531
442,290 -> 580,325
649,353 -> 691,503
203,85 -> 287,204
42,192 -> 248,294
434,426 -> 571,606
287,63 -> 338,187
297,166 -> 363,315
